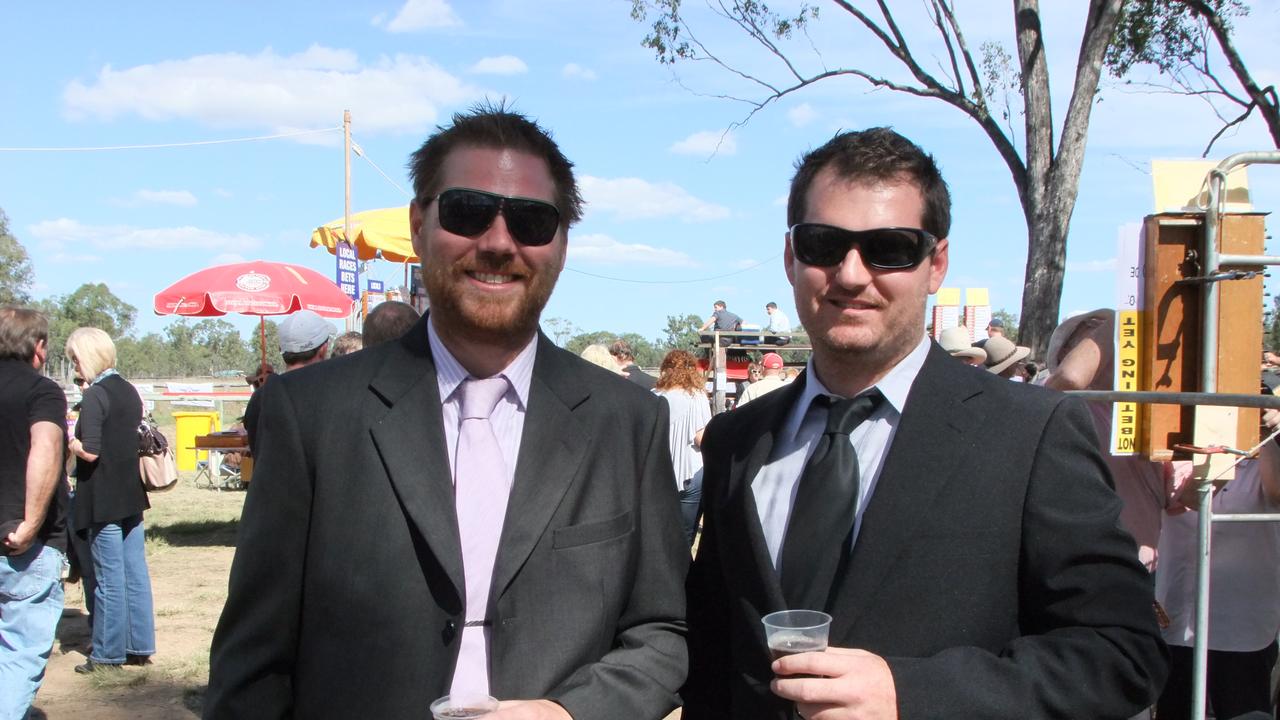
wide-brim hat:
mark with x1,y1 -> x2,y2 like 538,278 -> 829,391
983,335 -> 1031,375
1045,308 -> 1115,374
938,326 -> 986,362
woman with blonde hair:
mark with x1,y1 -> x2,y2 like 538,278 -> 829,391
579,343 -> 623,374
64,327 -> 155,672
654,349 -> 712,545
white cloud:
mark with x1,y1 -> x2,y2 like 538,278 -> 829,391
569,233 -> 697,267
50,252 -> 103,264
469,55 -> 527,75
562,63 -> 598,81
788,103 -> 818,127
29,218 -> 261,253
210,253 -> 248,266
214,188 -> 233,199
1065,257 -> 1117,272
731,258 -> 760,269
376,0 -> 461,32
63,45 -> 480,137
669,130 -> 737,156
580,176 -> 730,222
114,189 -> 198,207
772,193 -> 788,206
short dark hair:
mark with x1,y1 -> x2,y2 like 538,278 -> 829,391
363,301 -> 421,347
282,341 -> 327,367
407,100 -> 584,227
766,302 -> 778,309
0,306 -> 48,362
787,127 -> 951,238
714,300 -> 726,309
608,339 -> 634,361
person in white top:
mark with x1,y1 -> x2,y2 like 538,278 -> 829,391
1155,407 -> 1280,720
653,349 -> 712,546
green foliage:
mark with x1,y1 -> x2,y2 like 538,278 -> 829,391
661,313 -> 703,352
0,210 -> 33,305
1265,295 -> 1280,352
1107,0 -> 1246,77
543,317 -> 579,347
565,330 -> 618,358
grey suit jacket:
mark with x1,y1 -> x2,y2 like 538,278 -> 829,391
684,343 -> 1167,720
205,316 -> 689,719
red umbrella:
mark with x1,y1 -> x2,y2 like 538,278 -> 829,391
154,260 -> 354,367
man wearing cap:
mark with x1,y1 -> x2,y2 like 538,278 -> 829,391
986,316 -> 1005,338
737,353 -> 788,407
207,106 -> 687,720
241,309 -> 332,456
684,128 -> 1165,719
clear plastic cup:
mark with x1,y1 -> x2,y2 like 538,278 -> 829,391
761,609 -> 832,661
429,693 -> 499,719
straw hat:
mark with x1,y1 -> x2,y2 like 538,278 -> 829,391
938,326 -> 986,363
1045,309 -> 1114,374
983,335 -> 1031,375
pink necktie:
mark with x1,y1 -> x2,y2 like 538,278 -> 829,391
450,376 -> 512,698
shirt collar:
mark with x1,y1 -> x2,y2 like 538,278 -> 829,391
426,316 -> 537,409
782,333 -> 930,443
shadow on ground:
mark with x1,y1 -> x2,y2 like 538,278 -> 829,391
148,520 -> 239,547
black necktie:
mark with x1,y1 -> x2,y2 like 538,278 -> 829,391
780,391 -> 883,611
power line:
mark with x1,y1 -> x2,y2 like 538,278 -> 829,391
564,253 -> 782,284
0,126 -> 342,152
351,136 -> 413,198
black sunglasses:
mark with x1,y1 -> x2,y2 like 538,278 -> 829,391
422,187 -> 561,247
788,223 -> 937,270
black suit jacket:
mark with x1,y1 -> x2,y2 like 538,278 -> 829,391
684,344 -> 1167,720
205,317 -> 688,719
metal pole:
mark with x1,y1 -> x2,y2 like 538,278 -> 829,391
344,110 -> 354,332
1191,150 -> 1280,720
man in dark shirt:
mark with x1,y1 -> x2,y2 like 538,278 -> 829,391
0,306 -> 68,718
609,339 -> 655,390
699,300 -> 742,347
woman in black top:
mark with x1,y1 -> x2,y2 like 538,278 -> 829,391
64,327 -> 155,672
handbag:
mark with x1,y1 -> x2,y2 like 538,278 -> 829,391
138,416 -> 178,492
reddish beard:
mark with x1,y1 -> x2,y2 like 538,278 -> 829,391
423,252 -> 560,344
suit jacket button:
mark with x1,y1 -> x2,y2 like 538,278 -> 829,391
444,619 -> 458,643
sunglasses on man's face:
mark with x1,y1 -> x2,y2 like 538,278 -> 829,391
423,187 -> 561,247
788,223 -> 937,270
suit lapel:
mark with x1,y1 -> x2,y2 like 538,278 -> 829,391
721,376 -> 809,613
490,335 -> 589,599
829,345 -> 983,640
368,316 -> 466,594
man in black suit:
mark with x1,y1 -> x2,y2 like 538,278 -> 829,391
205,106 -> 688,720
683,128 -> 1166,719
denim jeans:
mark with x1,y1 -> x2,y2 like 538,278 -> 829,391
0,542 -> 66,720
679,475 -> 703,547
88,515 -> 155,664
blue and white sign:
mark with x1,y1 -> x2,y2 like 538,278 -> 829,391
367,279 -> 384,293
335,242 -> 359,300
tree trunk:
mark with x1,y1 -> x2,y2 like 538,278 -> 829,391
1018,200 -> 1068,359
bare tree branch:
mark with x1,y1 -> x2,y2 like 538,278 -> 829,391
1202,101 -> 1257,157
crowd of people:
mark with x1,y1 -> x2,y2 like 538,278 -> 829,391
3,106 -> 1279,720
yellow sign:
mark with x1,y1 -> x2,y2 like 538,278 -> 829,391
1112,310 -> 1142,455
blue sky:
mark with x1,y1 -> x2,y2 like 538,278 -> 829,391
2,0 -> 1277,345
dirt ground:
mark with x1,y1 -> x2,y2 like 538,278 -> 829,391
31,475 -> 240,719
28,473 -> 683,719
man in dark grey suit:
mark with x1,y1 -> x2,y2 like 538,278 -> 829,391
683,128 -> 1166,719
205,106 -> 688,720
